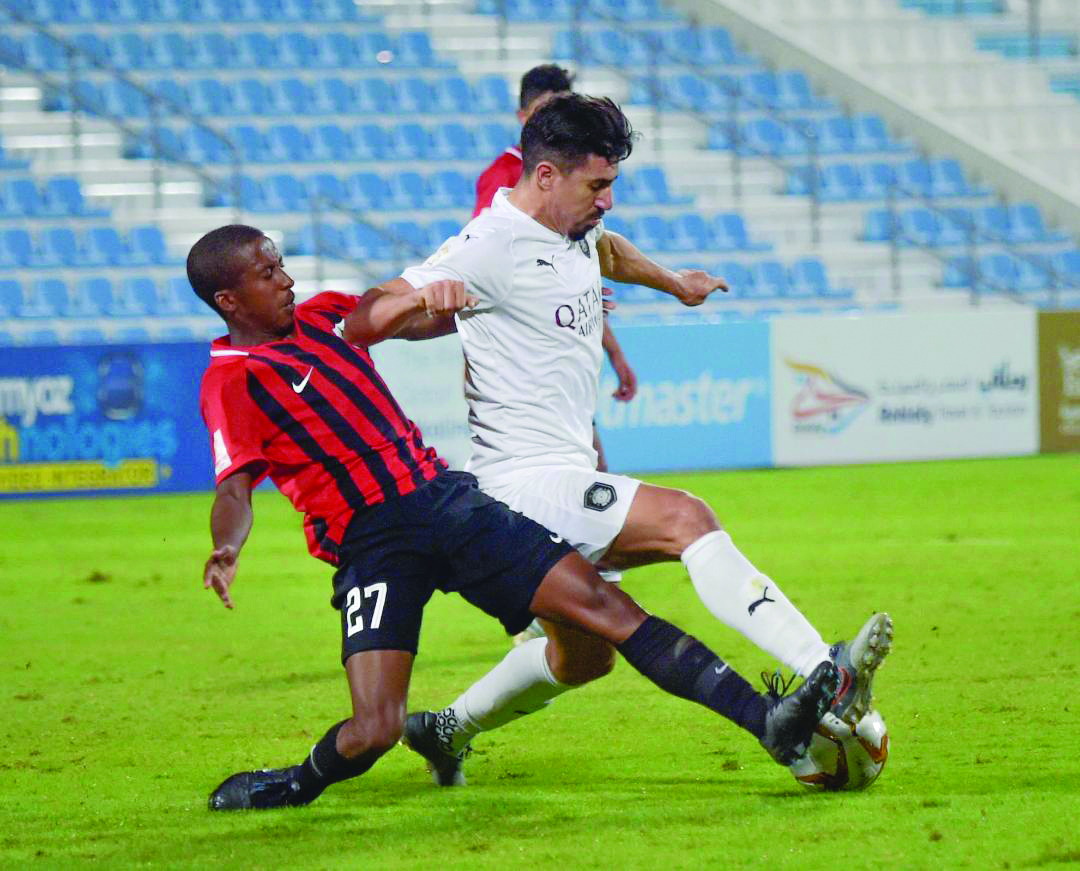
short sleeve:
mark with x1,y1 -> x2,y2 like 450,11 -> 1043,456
401,223 -> 514,307
199,361 -> 269,486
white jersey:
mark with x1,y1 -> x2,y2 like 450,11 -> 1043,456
401,188 -> 605,479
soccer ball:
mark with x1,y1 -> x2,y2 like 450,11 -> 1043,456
789,710 -> 889,791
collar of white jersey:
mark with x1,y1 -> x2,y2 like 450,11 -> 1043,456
490,188 -> 574,245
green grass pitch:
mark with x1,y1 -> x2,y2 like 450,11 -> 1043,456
1,455 -> 1077,870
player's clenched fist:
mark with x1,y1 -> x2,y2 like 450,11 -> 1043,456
415,279 -> 478,316
673,269 -> 728,307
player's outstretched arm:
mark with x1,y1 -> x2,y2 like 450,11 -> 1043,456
205,469 -> 256,610
601,320 -> 637,401
599,231 -> 728,307
341,278 -> 477,346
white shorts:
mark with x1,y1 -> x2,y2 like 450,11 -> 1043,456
478,466 -> 641,566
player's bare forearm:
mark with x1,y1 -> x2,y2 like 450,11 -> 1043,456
599,231 -> 680,294
342,278 -> 472,345
206,470 -> 255,609
600,231 -> 727,307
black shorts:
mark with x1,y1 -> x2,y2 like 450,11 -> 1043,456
330,470 -> 574,662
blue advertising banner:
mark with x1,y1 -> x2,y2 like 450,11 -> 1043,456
0,342 -> 214,498
595,321 -> 772,472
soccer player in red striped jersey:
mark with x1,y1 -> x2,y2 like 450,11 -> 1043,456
192,224 -> 838,810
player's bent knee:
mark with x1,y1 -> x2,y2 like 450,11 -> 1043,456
668,492 -> 720,549
339,712 -> 404,759
547,640 -> 616,686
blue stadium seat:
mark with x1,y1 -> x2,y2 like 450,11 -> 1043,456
715,260 -> 752,298
396,77 -> 433,114
149,77 -> 189,113
428,170 -> 471,208
261,173 -> 308,212
38,226 -> 81,266
308,172 -> 350,207
389,124 -> 431,160
387,171 -> 426,209
2,178 -> 45,216
84,226 -> 129,265
129,225 -> 171,265
226,125 -> 268,163
236,32 -> 281,71
188,78 -> 235,115
124,276 -> 168,316
632,215 -> 671,252
275,78 -> 313,116
294,223 -> 344,258
668,214 -> 709,252
0,278 -> 25,317
354,78 -> 394,114
861,162 -> 900,199
342,223 -> 392,260
234,78 -> 290,117
386,220 -> 429,256
145,32 -> 190,69
602,214 -> 632,238
71,276 -> 118,316
266,124 -> 312,162
0,228 -> 34,267
310,124 -> 355,162
712,213 -> 770,251
71,32 -> 112,67
351,124 -> 390,161
346,172 -> 390,209
314,32 -> 356,68
112,31 -> 149,70
821,163 -> 864,201
432,76 -> 473,114
163,276 -> 202,314
430,123 -> 476,160
862,209 -> 896,243
397,31 -> 448,68
472,76 -> 514,114
633,166 -> 686,205
279,32 -> 317,69
852,114 -> 906,153
747,260 -> 789,297
189,32 -> 233,70
311,78 -> 356,114
355,32 -> 393,67
1009,203 -> 1065,243
817,116 -> 855,155
26,277 -> 69,317
427,218 -> 461,248
474,123 -> 516,157
47,176 -> 102,216
789,257 -> 830,297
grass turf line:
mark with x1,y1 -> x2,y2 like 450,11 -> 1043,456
0,454 -> 1077,869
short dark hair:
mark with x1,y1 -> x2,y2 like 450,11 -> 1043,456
186,224 -> 265,315
519,64 -> 574,110
520,94 -> 636,176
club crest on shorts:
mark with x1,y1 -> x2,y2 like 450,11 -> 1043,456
583,482 -> 616,512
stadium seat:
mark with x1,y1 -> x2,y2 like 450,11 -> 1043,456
313,78 -> 356,114
38,226 -> 81,267
71,276 -> 118,316
189,78 -> 235,115
430,123 -> 476,160
346,172 -> 390,209
386,220 -> 429,257
428,170 -> 471,208
227,125 -> 269,163
0,279 -> 25,318
81,226 -> 128,265
863,209 -> 897,243
1,178 -> 46,216
351,124 -> 390,161
310,124 -> 355,162
26,278 -> 69,317
474,123 -> 516,158
715,260 -> 752,298
432,76 -> 472,114
0,228 -> 34,267
342,222 -> 392,260
427,218 -> 462,248
668,214 -> 709,252
129,225 -> 172,264
308,172 -> 350,208
266,125 -> 312,163
355,78 -> 394,114
472,76 -> 514,114
712,213 -> 770,251
749,260 -> 789,297
389,124 -> 431,160
632,215 -> 671,252
388,171 -> 427,210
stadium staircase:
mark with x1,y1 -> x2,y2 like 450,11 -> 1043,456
0,0 -> 1078,348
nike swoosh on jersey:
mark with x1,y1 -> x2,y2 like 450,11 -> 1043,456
292,367 -> 314,393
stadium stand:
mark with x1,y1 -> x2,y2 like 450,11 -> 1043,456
0,0 -> 1077,347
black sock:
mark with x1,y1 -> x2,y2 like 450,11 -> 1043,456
617,616 -> 768,738
292,720 -> 379,803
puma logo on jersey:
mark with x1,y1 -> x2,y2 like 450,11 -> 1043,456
292,367 -> 314,393
536,257 -> 557,274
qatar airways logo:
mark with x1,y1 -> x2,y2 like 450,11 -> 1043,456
554,282 -> 603,337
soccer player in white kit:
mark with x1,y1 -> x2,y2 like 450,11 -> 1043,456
386,94 -> 892,785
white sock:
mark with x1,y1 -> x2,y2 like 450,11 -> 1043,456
681,530 -> 830,678
438,637 -> 570,753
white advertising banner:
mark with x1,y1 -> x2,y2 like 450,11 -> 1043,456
771,310 -> 1039,466
370,334 -> 472,470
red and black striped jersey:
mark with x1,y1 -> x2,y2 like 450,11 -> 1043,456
199,291 -> 446,565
